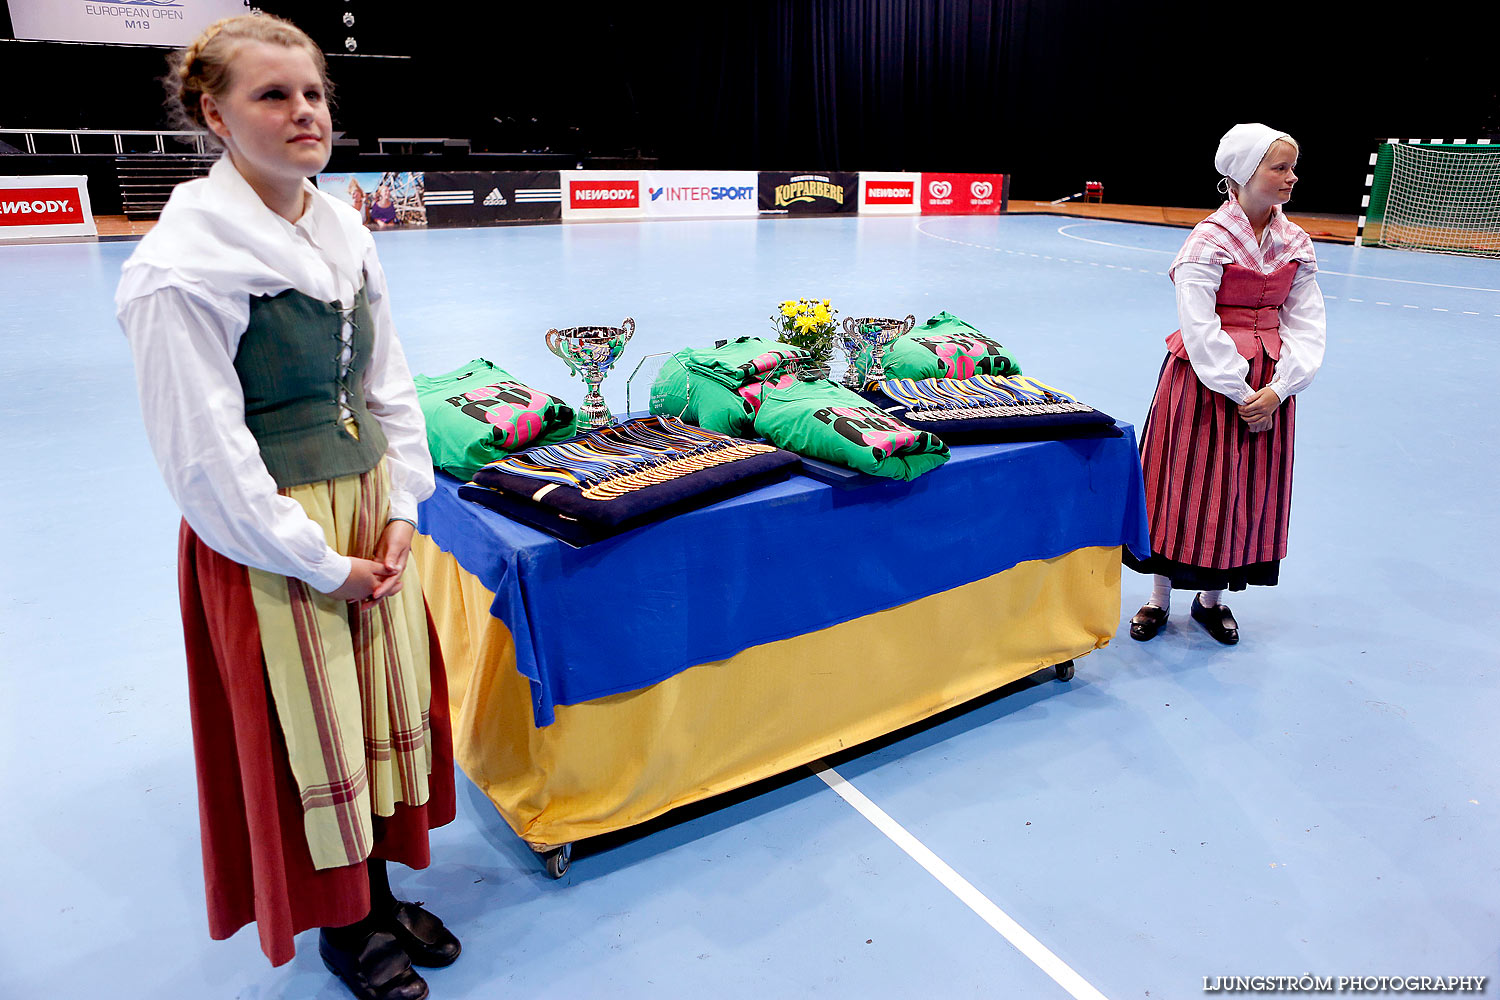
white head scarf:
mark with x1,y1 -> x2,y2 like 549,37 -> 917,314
116,156 -> 371,333
1214,123 -> 1294,187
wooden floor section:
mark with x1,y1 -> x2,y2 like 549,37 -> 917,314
1006,201 -> 1358,243
94,216 -> 160,238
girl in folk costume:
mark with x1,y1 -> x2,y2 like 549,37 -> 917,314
116,16 -> 459,1000
1125,123 -> 1326,645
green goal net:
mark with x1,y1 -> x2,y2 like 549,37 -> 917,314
1358,141 -> 1500,256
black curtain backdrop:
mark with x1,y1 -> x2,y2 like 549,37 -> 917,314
3,1 -> 1497,214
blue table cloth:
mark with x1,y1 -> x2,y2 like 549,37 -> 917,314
419,424 -> 1151,726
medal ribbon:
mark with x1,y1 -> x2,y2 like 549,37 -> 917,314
880,375 -> 1091,421
485,415 -> 777,500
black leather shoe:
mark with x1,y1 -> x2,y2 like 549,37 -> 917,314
319,928 -> 429,1000
1190,594 -> 1239,645
383,901 -> 462,968
1129,603 -> 1169,641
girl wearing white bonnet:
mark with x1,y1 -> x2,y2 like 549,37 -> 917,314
1123,123 -> 1327,645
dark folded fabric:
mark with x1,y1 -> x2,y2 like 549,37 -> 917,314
463,417 -> 801,545
866,403 -> 1123,443
858,376 -> 1121,444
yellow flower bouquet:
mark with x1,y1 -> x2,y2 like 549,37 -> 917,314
771,297 -> 839,371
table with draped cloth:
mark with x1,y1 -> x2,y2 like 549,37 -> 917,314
413,424 -> 1150,852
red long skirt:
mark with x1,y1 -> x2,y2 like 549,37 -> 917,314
1128,350 -> 1296,589
177,521 -> 456,966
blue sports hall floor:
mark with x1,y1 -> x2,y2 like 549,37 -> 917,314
2,213 -> 1497,998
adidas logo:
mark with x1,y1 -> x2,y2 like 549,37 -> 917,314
483,188 -> 507,206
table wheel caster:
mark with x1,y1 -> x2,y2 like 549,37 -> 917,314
536,843 -> 572,879
1053,660 -> 1075,681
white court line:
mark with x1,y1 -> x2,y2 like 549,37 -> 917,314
1051,222 -> 1500,293
916,220 -> 1500,301
1054,223 -> 1172,253
1318,268 -> 1500,292
809,760 -> 1111,1000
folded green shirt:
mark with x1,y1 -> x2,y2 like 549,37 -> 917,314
752,380 -> 949,481
649,354 -> 757,437
854,311 -> 1023,383
651,338 -> 811,436
414,358 -> 579,480
680,337 -> 812,389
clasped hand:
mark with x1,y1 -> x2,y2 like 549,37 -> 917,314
1238,386 -> 1281,433
328,519 -> 415,603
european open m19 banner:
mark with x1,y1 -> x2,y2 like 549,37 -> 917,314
7,0 -> 248,46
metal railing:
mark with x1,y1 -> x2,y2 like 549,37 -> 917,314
0,127 -> 210,155
116,155 -> 218,219
375,137 -> 470,154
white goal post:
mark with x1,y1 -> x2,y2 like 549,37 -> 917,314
1362,140 -> 1500,257
1356,139 -> 1499,256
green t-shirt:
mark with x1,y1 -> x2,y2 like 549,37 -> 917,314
753,380 -> 949,481
649,356 -> 757,437
680,337 -> 812,388
650,338 -> 811,436
414,358 -> 579,480
853,311 -> 1022,384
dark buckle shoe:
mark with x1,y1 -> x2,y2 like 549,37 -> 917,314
1190,595 -> 1239,645
384,901 -> 462,969
319,928 -> 429,1000
1129,603 -> 1169,641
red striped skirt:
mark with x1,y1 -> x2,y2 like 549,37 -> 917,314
177,522 -> 456,967
1128,349 -> 1295,589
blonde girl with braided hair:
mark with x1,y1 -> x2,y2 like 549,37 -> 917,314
117,14 -> 459,1000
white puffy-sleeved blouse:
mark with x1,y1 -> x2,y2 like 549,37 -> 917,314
1170,211 -> 1327,406
116,157 -> 433,594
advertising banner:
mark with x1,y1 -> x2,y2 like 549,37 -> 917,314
858,172 -> 921,215
561,171 -> 646,221
641,172 -> 759,218
317,172 -> 428,230
7,0 -> 248,46
0,175 -> 96,242
920,173 -> 1009,215
422,171 -> 562,226
757,171 -> 858,215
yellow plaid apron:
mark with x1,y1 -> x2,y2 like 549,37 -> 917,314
247,461 -> 433,870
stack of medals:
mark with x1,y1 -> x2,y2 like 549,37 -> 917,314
488,415 -> 779,500
883,374 -> 1094,422
462,415 -> 800,544
868,374 -> 1118,444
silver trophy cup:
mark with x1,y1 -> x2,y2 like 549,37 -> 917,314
841,314 -> 916,387
545,317 -> 635,429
